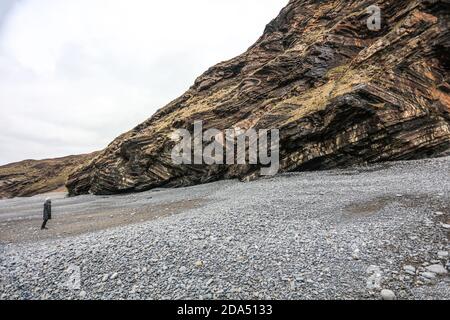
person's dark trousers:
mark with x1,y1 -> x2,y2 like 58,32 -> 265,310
41,219 -> 48,230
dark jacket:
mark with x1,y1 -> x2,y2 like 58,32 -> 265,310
43,201 -> 52,220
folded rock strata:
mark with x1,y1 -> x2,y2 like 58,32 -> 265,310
0,153 -> 97,199
67,0 -> 450,196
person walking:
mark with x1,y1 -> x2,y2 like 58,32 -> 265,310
41,198 -> 52,230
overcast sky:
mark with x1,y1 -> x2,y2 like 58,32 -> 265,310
0,0 -> 287,165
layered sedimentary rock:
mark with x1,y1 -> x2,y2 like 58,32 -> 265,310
67,0 -> 450,196
0,153 -> 97,199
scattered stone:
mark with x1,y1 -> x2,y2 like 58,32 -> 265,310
289,280 -> 296,291
179,266 -> 187,273
352,249 -> 360,260
430,259 -> 441,264
367,265 -> 381,274
403,265 -> 416,275
425,264 -> 447,275
194,260 -> 204,268
1,155 -> 450,300
367,269 -> 383,291
380,289 -> 396,300
421,272 -> 436,279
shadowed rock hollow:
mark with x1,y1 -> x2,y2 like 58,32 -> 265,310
67,0 -> 450,196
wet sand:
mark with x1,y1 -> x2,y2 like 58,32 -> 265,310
0,191 -> 205,244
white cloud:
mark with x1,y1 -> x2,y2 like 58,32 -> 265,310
0,0 -> 288,164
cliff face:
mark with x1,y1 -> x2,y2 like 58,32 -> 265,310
67,0 -> 450,196
0,153 -> 97,199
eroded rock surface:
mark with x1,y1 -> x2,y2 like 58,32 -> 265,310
0,153 -> 97,199
67,0 -> 450,196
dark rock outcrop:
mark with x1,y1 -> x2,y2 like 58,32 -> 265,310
0,153 -> 97,199
67,0 -> 450,196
